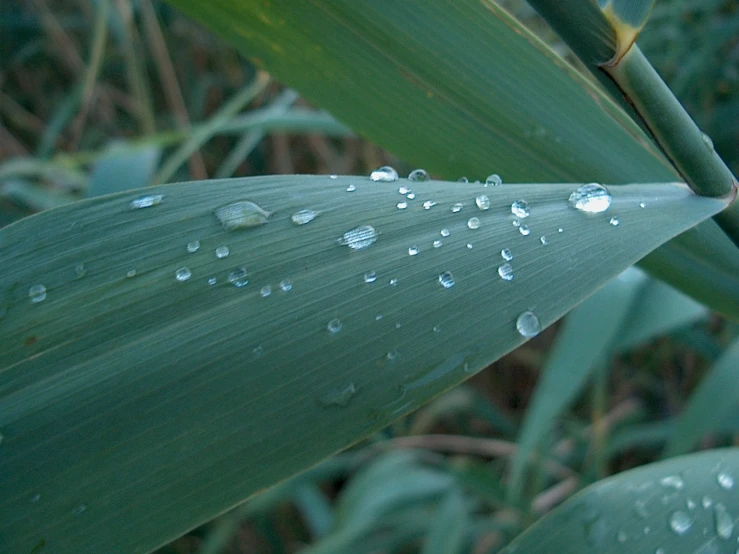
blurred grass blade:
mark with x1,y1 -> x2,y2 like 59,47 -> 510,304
0,176 -> 726,553
87,143 -> 162,197
421,490 -> 468,554
508,269 -> 647,501
501,448 -> 739,553
664,337 -> 739,458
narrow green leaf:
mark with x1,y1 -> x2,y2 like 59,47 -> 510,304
421,490 -> 468,554
502,448 -> 739,554
0,176 -> 726,553
87,143 -> 161,197
664,337 -> 739,458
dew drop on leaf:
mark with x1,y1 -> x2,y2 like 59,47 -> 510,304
279,279 -> 292,292
511,200 -> 530,218
291,209 -> 318,225
668,511 -> 693,535
175,267 -> 192,282
519,225 -> 531,236
451,203 -> 464,213
228,267 -> 248,287
475,195 -> 490,210
370,166 -> 398,182
717,472 -> 734,490
438,271 -> 455,289
485,174 -> 502,186
29,284 -> 47,303
498,264 -> 514,281
501,248 -> 513,261
215,246 -> 230,259
440,228 -> 450,237
215,200 -> 272,230
516,311 -> 541,338
260,285 -> 272,297
327,318 -> 342,333
467,217 -> 480,230
569,184 -> 612,213
408,246 -> 419,256
130,194 -> 164,209
338,225 -> 378,250
187,240 -> 200,253
408,168 -> 430,181
364,271 -> 377,283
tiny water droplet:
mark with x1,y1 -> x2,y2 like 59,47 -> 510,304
398,186 -> 410,195
516,311 -> 541,338
408,246 -> 419,256
558,227 -> 564,233
327,318 -> 342,333
486,174 -> 502,186
616,530 -> 628,543
31,493 -> 41,504
386,349 -> 399,361
634,499 -> 649,519
467,217 -> 480,230
519,225 -> 531,236
438,271 -> 455,289
458,176 -> 469,183
346,184 -> 356,192
423,200 -> 437,210
329,174 -> 338,179
215,245 -> 230,259
279,279 -> 292,292
717,472 -> 734,490
569,184 -> 612,213
639,202 -> 646,209
175,267 -> 191,282
660,476 -> 685,490
433,239 -> 443,248
475,195 -> 491,210
511,200 -> 530,218
338,225 -> 378,250
451,203 -> 464,213
375,313 -> 383,320
498,263 -> 514,281
702,496 -> 714,509
185,240 -> 200,254
291,209 -> 318,225
260,285 -> 272,297
208,277 -> 217,286
364,271 -> 377,283
440,228 -> 451,237
687,498 -> 697,510
609,217 -> 620,226
702,132 -> 715,152
433,325 -> 441,333
714,503 -> 734,539
215,201 -> 271,230
74,262 -> 87,279
228,267 -> 248,287
130,194 -> 164,209
512,219 -> 520,227
253,345 -> 263,357
656,549 -> 665,554
501,248 -> 513,261
406,192 -> 416,200
29,284 -> 47,303
126,269 -> 137,278
370,166 -> 398,182
540,236 -> 548,245
73,505 -> 87,516
408,169 -> 430,181
466,242 -> 473,249
669,511 -> 693,535
397,201 -> 408,210
320,382 -> 358,407
389,278 -> 399,286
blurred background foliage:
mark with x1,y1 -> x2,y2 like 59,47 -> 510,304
0,0 -> 737,552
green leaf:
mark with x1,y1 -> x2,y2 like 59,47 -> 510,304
664,337 -> 739,458
421,490 -> 468,554
87,143 -> 162,197
0,176 -> 725,553
501,448 -> 739,553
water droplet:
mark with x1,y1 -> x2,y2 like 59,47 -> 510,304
486,174 -> 502,186
438,271 -> 455,289
260,285 -> 272,297
130,194 -> 164,209
440,228 -> 451,237
321,382 -> 358,407
501,248 -> 513,261
215,201 -> 272,230
423,200 -> 437,210
408,246 -> 419,256
558,227 -> 564,233
73,505 -> 87,516
639,202 -> 646,209
715,503 -> 734,539
609,217 -> 620,226
656,549 -> 665,554
458,176 -> 469,183
408,169 -> 430,181
634,500 -> 649,519
660,476 -> 685,490
126,269 -> 137,278
395,322 -> 402,329
718,472 -> 734,490
540,236 -> 548,245
569,183 -> 612,213
208,277 -> 217,286
187,240 -> 200,253
329,174 -> 338,179
338,225 -> 378,250
519,225 -> 531,236
498,263 -> 514,281
687,498 -> 697,510
370,166 -> 398,182
175,267 -> 192,282
74,262 -> 87,279
433,325 -> 441,333
30,493 -> 41,504
511,200 -> 530,218
29,284 -> 47,303
279,279 -> 292,292
451,203 -> 464,213
516,311 -> 541,338
406,192 -> 416,200
466,243 -> 473,249
364,271 -> 377,283
375,313 -> 383,321
702,132 -> 715,152
467,217 -> 480,230
327,318 -> 342,333
669,510 -> 693,535
512,219 -> 521,227
291,209 -> 318,225
702,496 -> 713,509
346,184 -> 356,192
228,267 -> 248,287
475,195 -> 491,210
433,239 -> 443,248
389,278 -> 399,286
616,530 -> 628,543
215,245 -> 230,259
397,201 -> 408,210
253,345 -> 263,358
398,186 -> 410,195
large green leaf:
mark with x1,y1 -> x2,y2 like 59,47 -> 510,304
0,175 -> 725,553
165,0 -> 739,317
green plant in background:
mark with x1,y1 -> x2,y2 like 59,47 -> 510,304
0,0 -> 738,553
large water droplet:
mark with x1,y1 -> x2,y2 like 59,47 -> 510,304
519,225 -> 531,236
406,192 -> 416,200
660,476 -> 685,490
291,209 -> 318,225
408,168 -> 430,181
423,200 -> 437,210
451,203 -> 464,213
569,184 -> 612,213
498,263 -> 514,281
338,225 -> 378,250
433,239 -> 443,248
370,166 -> 398,182
609,217 -> 620,226
717,472 -> 734,490
364,271 -> 377,283
29,284 -> 47,303
279,279 -> 292,292
440,228 -> 451,237
476,195 -> 491,210
215,245 -> 230,259
467,217 -> 480,230
714,503 -> 734,539
501,248 -> 513,261
516,311 -> 541,337
486,174 -> 502,186
408,246 -> 419,256
669,511 -> 693,535
228,267 -> 248,287
397,201 -> 408,210
346,184 -> 356,192
175,267 -> 191,282
438,271 -> 455,289
511,200 -> 530,218
327,318 -> 342,333
215,201 -> 272,230
260,285 -> 272,297
187,240 -> 200,253
130,194 -> 164,209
